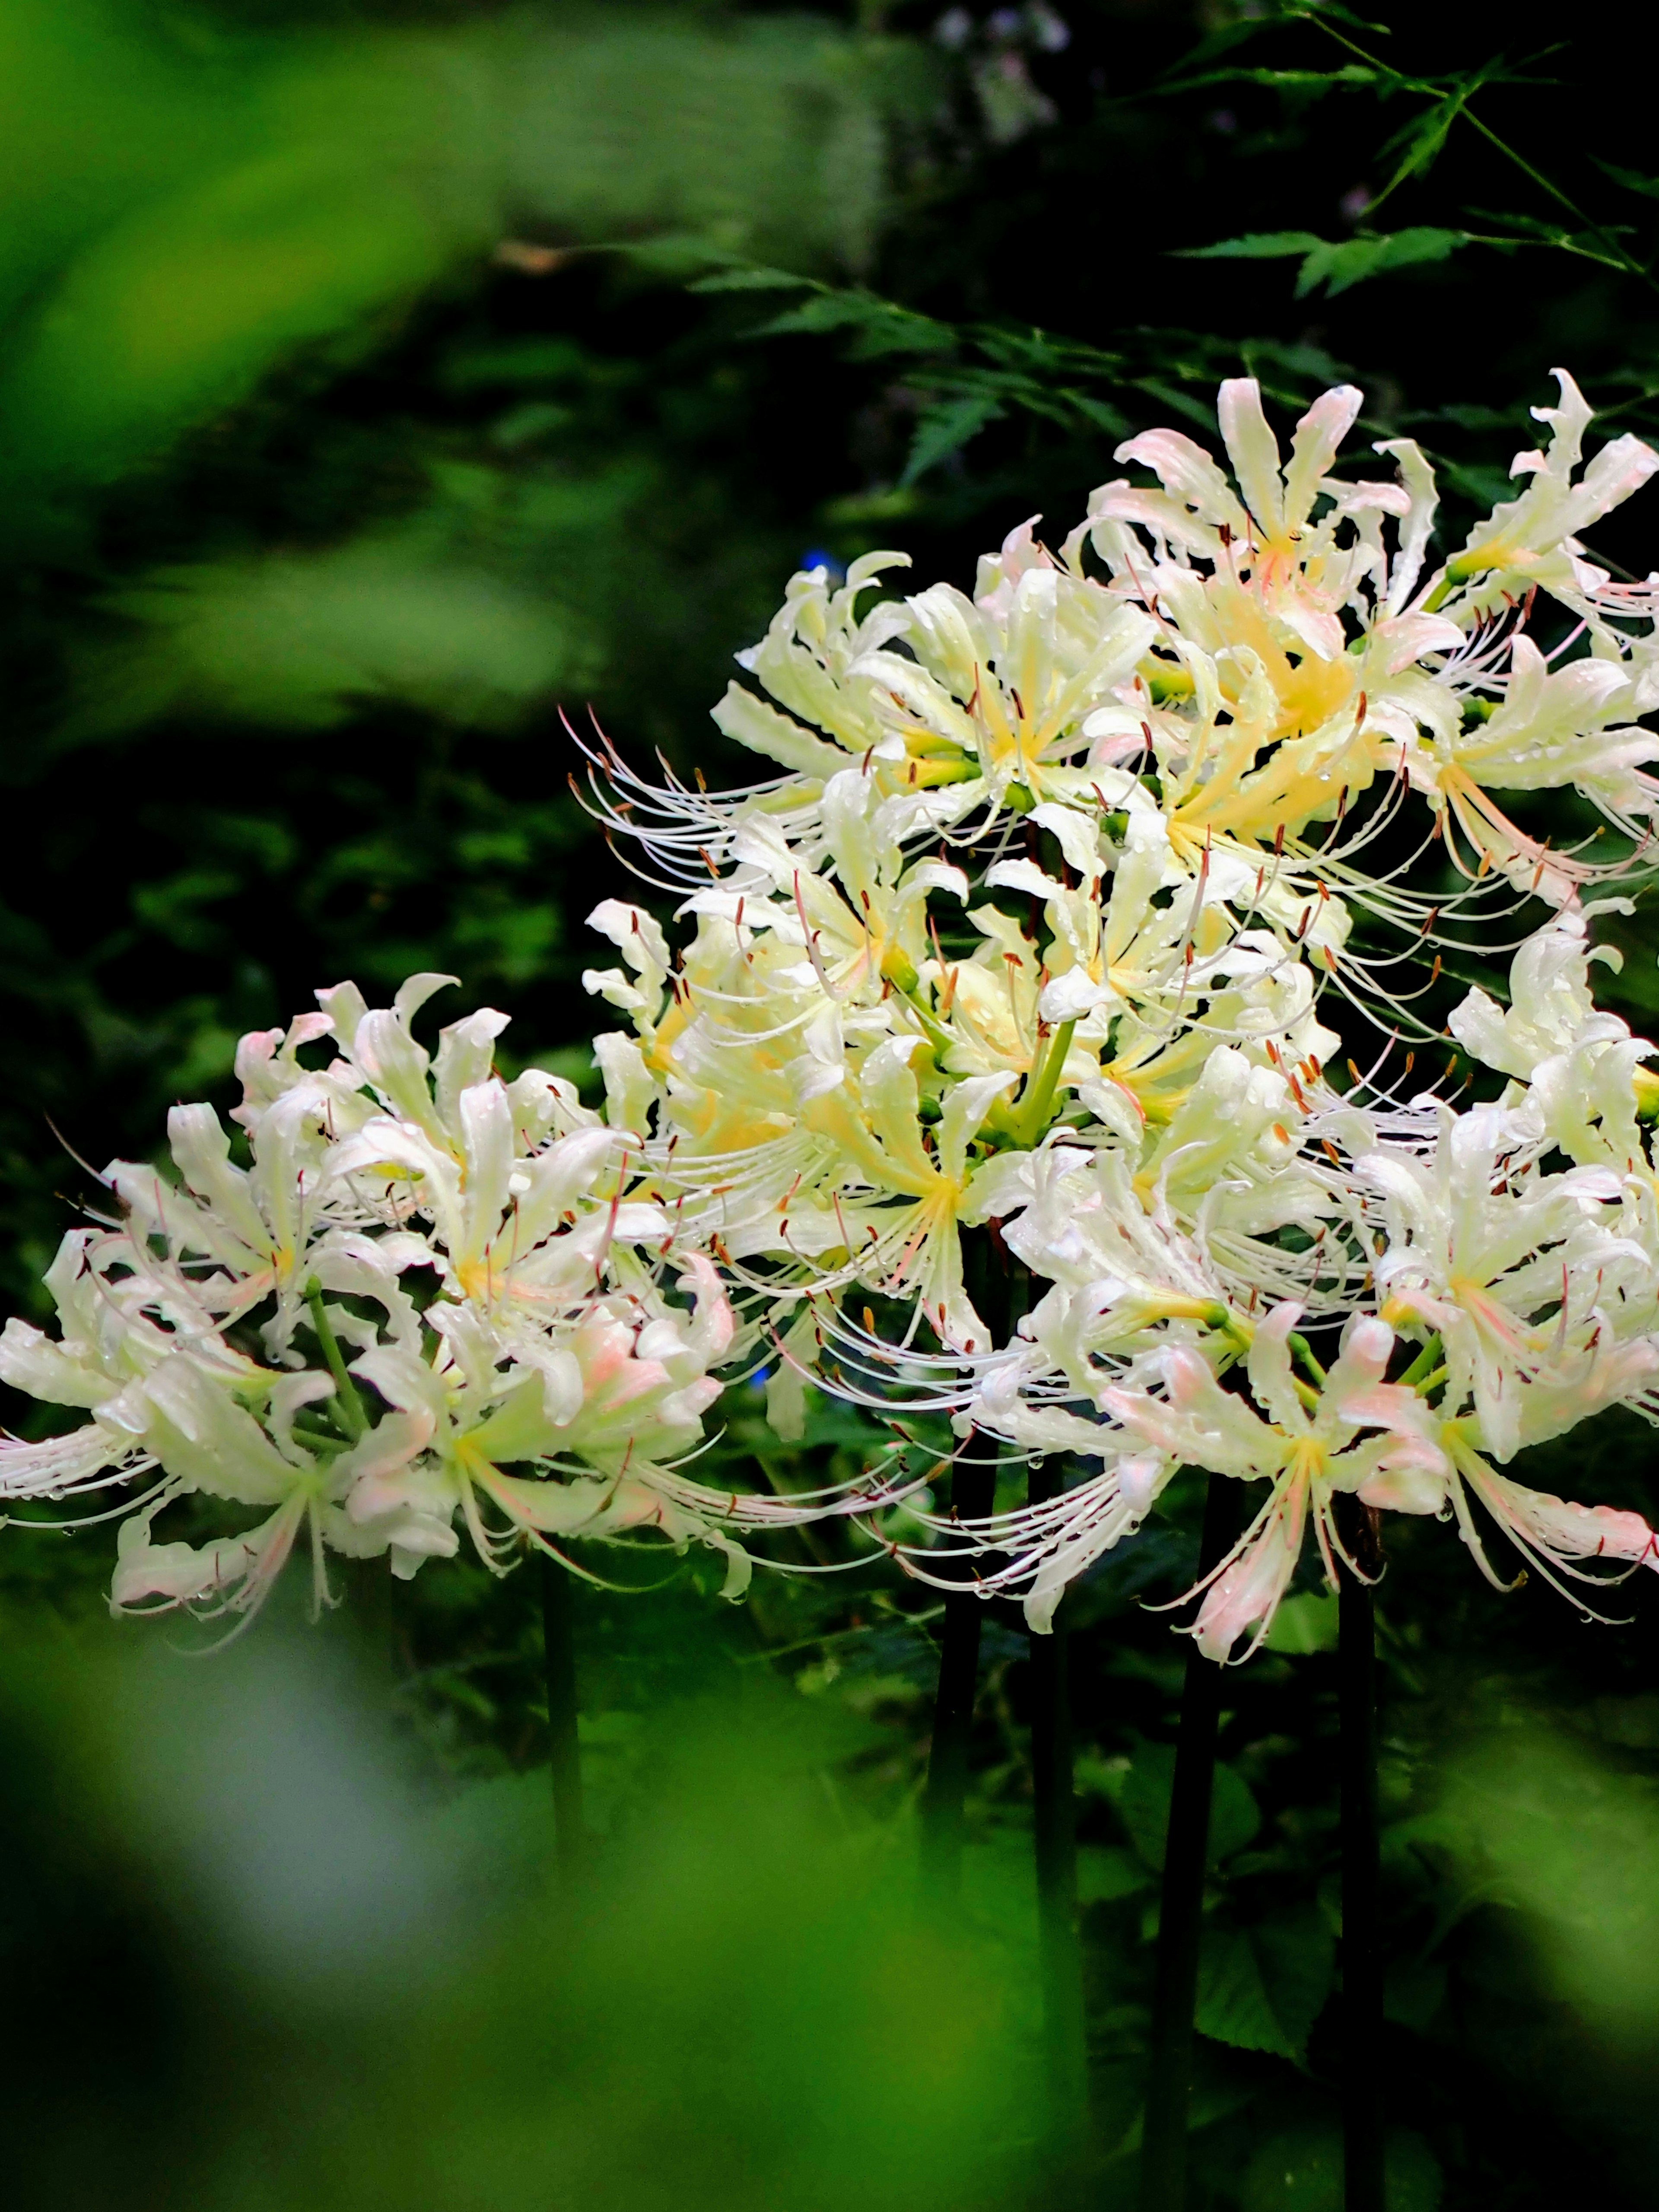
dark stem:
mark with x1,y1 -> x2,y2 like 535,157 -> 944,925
540,1552 -> 585,1880
918,1452 -> 995,1900
919,1241 -> 1023,1901
1338,1497 -> 1385,2212
1027,1457 -> 1088,2136
1139,1470 -> 1236,2212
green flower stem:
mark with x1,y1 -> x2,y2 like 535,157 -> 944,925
1012,1019 -> 1077,1147
1287,1331 -> 1327,1386
1139,1470 -> 1236,2212
1396,1334 -> 1443,1390
302,1279 -> 367,1442
1337,1495 -> 1386,2212
540,1552 -> 585,1880
1027,1456 -> 1088,2141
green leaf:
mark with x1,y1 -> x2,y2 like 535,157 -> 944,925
1595,156 -> 1659,201
1242,2123 -> 1343,2211
1178,230 -> 1325,262
1117,1740 -> 1262,1872
1253,1903 -> 1335,2054
1373,86 -> 1469,197
1157,0 -> 1388,84
1185,226 -> 1471,299
1063,392 -> 1133,439
752,289 -> 955,358
1075,1843 -> 1153,1904
1265,1589 -> 1339,1653
900,390 -> 1005,484
1294,227 -> 1469,297
1242,2124 -> 1442,2212
688,265 -> 820,294
1197,1926 -> 1296,2057
1157,63 -> 1376,99
1195,1908 -> 1332,2062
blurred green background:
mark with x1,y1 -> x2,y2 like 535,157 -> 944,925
12,4 -> 1659,2207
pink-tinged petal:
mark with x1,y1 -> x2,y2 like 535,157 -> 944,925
1246,1304 -> 1306,1434
1217,378 -> 1287,541
1335,1380 -> 1443,1446
1282,384 -> 1363,528
1481,1471 -> 1659,1570
1323,1316 -> 1395,1408
1357,1461 -> 1446,1515
1192,1483 -> 1306,1661
675,1252 -> 736,1363
1110,428 -> 1249,535
1102,1360 -> 1274,1481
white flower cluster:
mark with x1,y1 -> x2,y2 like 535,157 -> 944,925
577,369 -> 1659,1656
0,976 -> 865,1630
8,369 -> 1659,1654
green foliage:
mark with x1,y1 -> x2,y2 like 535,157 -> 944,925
12,4 -> 1659,2209
1179,226 -> 1473,298
0,0 -> 910,540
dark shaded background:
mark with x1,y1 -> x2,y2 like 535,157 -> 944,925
10,6 -> 1659,2208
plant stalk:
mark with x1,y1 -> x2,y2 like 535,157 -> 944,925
1338,1497 -> 1386,2212
303,1278 -> 366,1441
540,1552 -> 585,1880
1027,1456 -> 1088,2136
920,1240 -> 1022,1901
918,1452 -> 995,1900
1138,1470 -> 1235,2212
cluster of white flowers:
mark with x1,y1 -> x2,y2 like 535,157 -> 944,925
0,976 -> 868,1631
9,369 -> 1659,1653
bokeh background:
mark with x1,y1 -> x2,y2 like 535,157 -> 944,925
10,5 -> 1659,2207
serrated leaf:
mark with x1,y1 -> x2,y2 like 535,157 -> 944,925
1118,1740 -> 1262,1871
1253,1903 -> 1335,2055
1196,1926 -> 1296,2057
900,390 -> 1004,483
1157,0 -> 1387,84
1295,227 -> 1469,298
1374,87 -> 1468,192
753,291 -> 955,358
1178,230 -> 1325,262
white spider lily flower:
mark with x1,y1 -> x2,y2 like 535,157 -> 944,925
1073,368 -> 1659,931
330,1093 -> 649,1314
14,372 -> 1659,1657
0,970 -> 837,1629
1409,1359 -> 1659,1611
790,1036 -> 1021,1350
1097,1306 -> 1446,1658
335,1256 -> 868,1597
1359,1103 -> 1648,1458
848,566 -> 1159,817
1451,914 -> 1656,1174
1420,637 -> 1659,880
1449,911 -> 1622,1078
0,1228 -> 262,1503
1433,369 -> 1659,626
